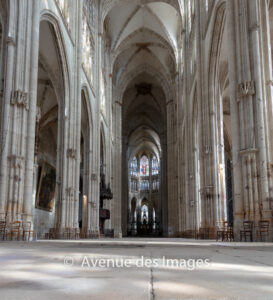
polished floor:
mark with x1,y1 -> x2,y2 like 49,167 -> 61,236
0,238 -> 273,300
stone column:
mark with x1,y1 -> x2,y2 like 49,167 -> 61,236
157,154 -> 162,232
148,155 -> 153,228
259,1 -> 273,202
121,136 -> 128,236
73,0 -> 83,236
0,1 -> 17,220
196,0 -> 214,231
178,28 -> 187,236
113,98 -> 122,237
225,0 -> 244,238
248,0 -> 270,218
23,0 -> 40,223
86,10 -> 101,238
167,99 -> 179,236
225,0 -> 272,239
216,92 -> 227,227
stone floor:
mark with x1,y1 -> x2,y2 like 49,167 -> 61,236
0,238 -> 273,300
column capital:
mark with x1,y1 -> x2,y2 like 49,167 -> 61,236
237,80 -> 255,100
10,90 -> 29,110
67,148 -> 77,159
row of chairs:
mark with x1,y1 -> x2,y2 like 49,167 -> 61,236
216,222 -> 234,242
0,220 -> 34,241
45,227 -> 80,240
197,228 -> 213,240
240,220 -> 270,242
45,228 -> 101,239
216,220 -> 270,242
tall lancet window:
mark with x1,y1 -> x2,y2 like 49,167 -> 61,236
82,0 -> 95,84
152,156 -> 159,175
188,1 -> 192,32
100,70 -> 106,114
130,157 -> 138,177
140,155 -> 149,177
56,0 -> 71,30
83,0 -> 95,31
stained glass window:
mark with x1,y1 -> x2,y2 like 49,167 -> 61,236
153,179 -> 159,190
130,157 -> 138,176
100,70 -> 106,113
140,180 -> 149,190
188,1 -> 192,32
56,0 -> 71,29
152,156 -> 159,175
131,180 -> 137,191
141,204 -> 148,224
82,0 -> 95,84
205,0 -> 208,11
83,0 -> 95,31
140,155 -> 149,176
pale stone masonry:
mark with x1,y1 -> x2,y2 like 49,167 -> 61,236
0,0 -> 272,241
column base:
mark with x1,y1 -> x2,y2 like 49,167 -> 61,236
114,230 -> 122,238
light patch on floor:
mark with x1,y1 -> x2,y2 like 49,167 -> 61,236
0,239 -> 273,300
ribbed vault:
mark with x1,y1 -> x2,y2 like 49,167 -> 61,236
104,0 -> 180,236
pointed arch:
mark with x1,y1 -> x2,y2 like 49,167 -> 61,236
208,2 -> 226,110
81,85 -> 94,141
118,64 -> 172,101
102,0 -> 182,26
100,121 -> 107,171
39,12 -> 71,111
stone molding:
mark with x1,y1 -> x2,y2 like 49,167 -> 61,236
67,148 -> 77,159
8,155 -> 25,169
90,201 -> 97,208
203,145 -> 213,155
66,187 -> 74,197
8,155 -> 25,182
266,80 -> 273,86
200,186 -> 214,198
239,148 -> 258,155
10,90 -> 29,110
91,173 -> 97,181
6,36 -> 16,46
237,80 -> 255,99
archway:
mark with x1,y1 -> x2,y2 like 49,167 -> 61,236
0,17 -> 2,81
79,90 -> 92,237
129,197 -> 137,235
105,0 -> 181,237
192,90 -> 201,234
208,3 -> 234,233
121,77 -> 167,237
128,148 -> 161,237
0,8 -> 4,139
217,14 -> 233,227
99,125 -> 113,236
33,20 -> 66,238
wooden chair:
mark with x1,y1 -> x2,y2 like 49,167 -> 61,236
80,228 -> 87,239
75,228 -> 80,240
89,230 -> 95,238
48,228 -> 57,239
240,221 -> 253,242
257,220 -> 270,242
198,227 -> 210,239
64,228 -> 72,239
22,222 -> 34,241
227,224 -> 234,242
217,222 -> 229,241
216,229 -> 223,241
0,220 -> 7,240
10,221 -> 21,241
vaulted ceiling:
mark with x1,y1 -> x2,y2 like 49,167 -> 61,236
103,0 -> 182,160
104,0 -> 182,92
